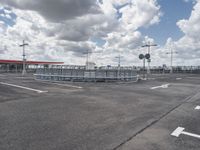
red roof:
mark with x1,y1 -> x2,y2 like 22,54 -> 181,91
0,59 -> 64,65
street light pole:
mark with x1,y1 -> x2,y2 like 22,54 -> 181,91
166,48 -> 178,73
19,40 -> 29,76
115,55 -> 121,67
83,49 -> 91,70
83,50 -> 101,70
142,41 -> 157,74
115,55 -> 123,79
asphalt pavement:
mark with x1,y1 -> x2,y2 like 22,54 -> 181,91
0,73 -> 200,150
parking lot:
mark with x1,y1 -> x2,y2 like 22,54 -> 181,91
0,73 -> 200,150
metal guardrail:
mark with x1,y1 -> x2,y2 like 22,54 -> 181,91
2,64 -> 200,76
34,68 -> 138,82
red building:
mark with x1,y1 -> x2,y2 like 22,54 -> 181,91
0,59 -> 64,73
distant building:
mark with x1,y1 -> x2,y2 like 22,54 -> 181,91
0,59 -> 64,73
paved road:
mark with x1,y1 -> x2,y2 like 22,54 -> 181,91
0,73 -> 200,150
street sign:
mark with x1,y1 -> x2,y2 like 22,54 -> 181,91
145,54 -> 150,59
139,54 -> 144,60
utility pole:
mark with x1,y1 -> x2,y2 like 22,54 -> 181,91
166,48 -> 178,73
142,41 -> 157,74
115,55 -> 123,79
115,55 -> 122,67
83,50 -> 101,69
19,40 -> 29,76
83,49 -> 91,63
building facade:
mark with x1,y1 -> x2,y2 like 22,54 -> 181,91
0,59 -> 64,73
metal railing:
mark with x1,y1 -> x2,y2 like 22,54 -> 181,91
34,67 -> 138,82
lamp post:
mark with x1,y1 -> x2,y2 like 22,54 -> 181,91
19,40 -> 29,76
142,41 -> 157,74
166,48 -> 178,73
115,55 -> 122,67
115,55 -> 123,79
83,50 -> 101,70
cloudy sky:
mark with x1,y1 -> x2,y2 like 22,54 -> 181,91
0,0 -> 199,66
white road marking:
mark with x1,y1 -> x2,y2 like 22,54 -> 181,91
176,78 -> 182,80
0,82 -> 48,93
140,78 -> 147,81
151,84 -> 170,89
171,127 -> 185,137
50,82 -> 83,89
171,127 -> 200,139
195,105 -> 200,110
34,79 -> 83,89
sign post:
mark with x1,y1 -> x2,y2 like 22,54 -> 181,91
142,41 -> 157,74
139,54 -> 145,79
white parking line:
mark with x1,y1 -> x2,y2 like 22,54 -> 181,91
34,79 -> 83,89
195,105 -> 200,110
0,82 -> 48,93
50,82 -> 83,89
176,78 -> 182,80
151,84 -> 170,89
171,127 -> 200,139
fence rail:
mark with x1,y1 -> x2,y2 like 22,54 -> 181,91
34,68 -> 138,82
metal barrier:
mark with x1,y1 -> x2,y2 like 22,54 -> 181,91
137,66 -> 200,74
34,67 -> 138,82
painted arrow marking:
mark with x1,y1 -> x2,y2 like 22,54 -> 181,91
151,84 -> 170,90
171,127 -> 200,139
195,105 -> 200,110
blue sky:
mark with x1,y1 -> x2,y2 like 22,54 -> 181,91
0,7 -> 16,26
140,0 -> 194,45
90,0 -> 195,47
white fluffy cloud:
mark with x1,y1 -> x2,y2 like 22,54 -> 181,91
119,0 -> 162,31
98,0 -> 161,65
177,0 -> 200,40
173,0 -> 200,65
0,0 -> 162,66
146,0 -> 200,66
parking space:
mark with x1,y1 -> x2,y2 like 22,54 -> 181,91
118,77 -> 200,150
0,73 -> 200,150
0,74 -> 84,97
